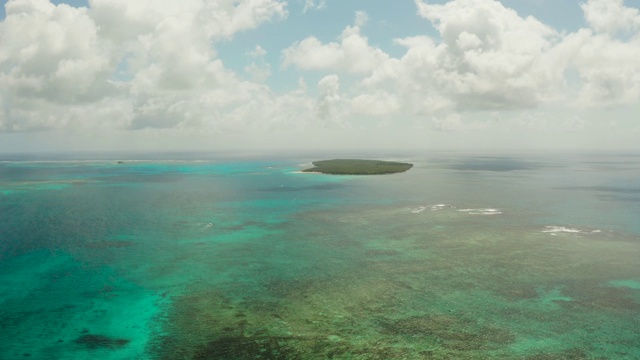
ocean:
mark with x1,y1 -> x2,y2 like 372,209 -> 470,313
1,152 -> 639,359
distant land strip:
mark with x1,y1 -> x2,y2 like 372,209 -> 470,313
303,159 -> 413,175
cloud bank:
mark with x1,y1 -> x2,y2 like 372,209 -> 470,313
0,0 -> 639,150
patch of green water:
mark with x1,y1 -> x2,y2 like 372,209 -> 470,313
0,251 -> 165,360
609,279 -> 640,290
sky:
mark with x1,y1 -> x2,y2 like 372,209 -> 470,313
1,0 -> 640,154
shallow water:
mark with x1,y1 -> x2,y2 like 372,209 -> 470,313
1,154 -> 639,359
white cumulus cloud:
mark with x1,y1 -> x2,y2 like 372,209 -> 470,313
581,0 -> 640,35
282,11 -> 390,75
316,74 -> 341,120
558,28 -> 640,107
0,0 -> 113,103
1,0 -> 640,148
412,0 -> 561,110
354,0 -> 640,123
0,0 -> 290,132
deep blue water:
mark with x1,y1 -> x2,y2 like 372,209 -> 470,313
1,153 -> 639,359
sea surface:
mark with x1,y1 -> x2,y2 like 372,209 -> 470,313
1,152 -> 639,359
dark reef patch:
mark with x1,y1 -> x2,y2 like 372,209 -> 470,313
191,336 -> 302,360
378,315 -> 515,350
431,157 -> 546,172
74,334 -> 130,349
524,348 -> 594,360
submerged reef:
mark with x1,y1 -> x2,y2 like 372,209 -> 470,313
149,205 -> 640,359
74,334 -> 130,349
303,159 -> 413,175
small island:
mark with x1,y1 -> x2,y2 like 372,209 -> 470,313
303,159 -> 413,175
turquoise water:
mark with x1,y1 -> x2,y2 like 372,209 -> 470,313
1,154 -> 639,359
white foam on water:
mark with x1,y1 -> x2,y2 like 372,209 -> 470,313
410,204 -> 504,215
410,204 -> 449,213
411,206 -> 427,214
542,226 -> 604,235
542,226 -> 582,233
458,208 -> 502,215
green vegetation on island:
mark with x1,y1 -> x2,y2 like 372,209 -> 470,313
303,159 -> 413,175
